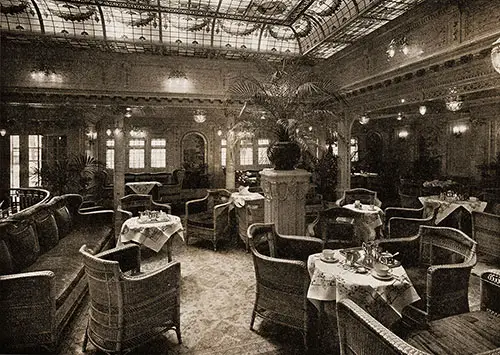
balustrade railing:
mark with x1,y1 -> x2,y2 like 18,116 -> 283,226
1,188 -> 51,218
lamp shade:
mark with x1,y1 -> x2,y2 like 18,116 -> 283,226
492,37 -> 500,74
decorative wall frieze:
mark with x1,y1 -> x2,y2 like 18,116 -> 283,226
0,90 -> 244,108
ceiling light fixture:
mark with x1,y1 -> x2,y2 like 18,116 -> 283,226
397,112 -> 403,120
0,129 -> 6,136
445,87 -> 463,112
491,37 -> 500,74
359,115 -> 370,125
193,109 -> 206,123
387,36 -> 409,59
419,105 -> 427,115
398,129 -> 409,139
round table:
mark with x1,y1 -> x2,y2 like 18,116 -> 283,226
118,215 -> 184,262
342,203 -> 384,242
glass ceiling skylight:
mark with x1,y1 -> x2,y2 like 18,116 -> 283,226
0,0 -> 424,59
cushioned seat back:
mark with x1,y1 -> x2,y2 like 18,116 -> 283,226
120,194 -> 153,216
314,207 -> 356,247
419,226 -> 476,267
344,190 -> 376,205
206,189 -> 231,211
32,205 -> 59,252
3,219 -> 40,272
472,211 -> 500,264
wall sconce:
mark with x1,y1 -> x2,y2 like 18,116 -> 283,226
217,129 -> 223,137
0,129 -> 6,137
106,129 -> 112,136
86,130 -> 97,141
445,87 -> 464,112
491,37 -> 500,74
419,105 -> 427,115
193,109 -> 207,123
387,36 -> 409,59
452,123 -> 468,137
397,112 -> 403,121
124,107 -> 132,118
359,115 -> 370,125
398,129 -> 409,139
130,128 -> 146,138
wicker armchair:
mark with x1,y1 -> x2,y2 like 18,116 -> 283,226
383,204 -> 438,239
79,244 -> 181,354
377,225 -> 477,326
247,223 -> 323,352
335,188 -> 382,207
158,169 -> 186,201
472,211 -> 500,269
306,206 -> 358,249
185,189 -> 232,251
118,194 -> 172,216
337,298 -> 430,355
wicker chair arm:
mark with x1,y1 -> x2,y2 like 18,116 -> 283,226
337,299 -> 430,355
385,206 -> 423,221
117,208 -> 133,219
96,244 -> 141,273
387,216 -> 432,239
124,260 -> 180,283
185,196 -> 208,216
334,198 -> 344,206
75,209 -> 114,226
151,201 -> 172,214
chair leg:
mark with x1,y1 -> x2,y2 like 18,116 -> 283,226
82,323 -> 89,352
250,310 -> 256,330
175,327 -> 182,344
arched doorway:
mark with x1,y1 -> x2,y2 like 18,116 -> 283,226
181,132 -> 208,188
365,131 -> 384,174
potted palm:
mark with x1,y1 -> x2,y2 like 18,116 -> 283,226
228,59 -> 344,170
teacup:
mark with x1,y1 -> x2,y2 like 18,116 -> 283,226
373,262 -> 391,277
354,200 -> 362,209
322,249 -> 335,260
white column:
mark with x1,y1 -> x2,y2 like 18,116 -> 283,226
260,168 -> 311,235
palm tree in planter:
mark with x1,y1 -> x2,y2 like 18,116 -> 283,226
228,59 -> 345,171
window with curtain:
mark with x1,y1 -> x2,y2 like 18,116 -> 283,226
151,138 -> 166,168
129,139 -> 145,168
106,139 -> 115,169
28,135 -> 43,187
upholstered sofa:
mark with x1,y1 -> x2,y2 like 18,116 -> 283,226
0,194 -> 115,353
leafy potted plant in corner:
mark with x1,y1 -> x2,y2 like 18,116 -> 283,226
228,59 -> 345,170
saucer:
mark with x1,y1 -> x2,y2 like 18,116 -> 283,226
356,267 -> 368,274
371,270 -> 394,280
387,260 -> 401,268
320,256 -> 339,263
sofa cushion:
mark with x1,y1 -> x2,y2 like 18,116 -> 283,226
53,205 -> 72,238
4,220 -> 40,272
24,224 -> 113,308
33,207 -> 59,252
0,239 -> 14,275
187,211 -> 214,228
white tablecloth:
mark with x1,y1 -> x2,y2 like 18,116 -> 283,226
343,203 -> 384,242
230,191 -> 265,208
125,181 -> 162,195
119,215 -> 184,252
418,196 -> 487,225
307,250 -> 420,327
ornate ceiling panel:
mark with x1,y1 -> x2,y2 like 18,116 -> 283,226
0,0 -> 424,59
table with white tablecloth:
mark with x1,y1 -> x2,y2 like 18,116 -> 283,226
307,249 -> 420,327
118,215 -> 184,262
342,203 -> 384,242
230,191 -> 265,250
125,181 -> 162,195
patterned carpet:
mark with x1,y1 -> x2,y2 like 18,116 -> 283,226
57,236 -> 482,355
57,237 -> 314,355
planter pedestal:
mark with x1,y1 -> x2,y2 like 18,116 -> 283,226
260,168 -> 311,235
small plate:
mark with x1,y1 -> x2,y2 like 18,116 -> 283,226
320,256 -> 339,263
371,270 -> 394,280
